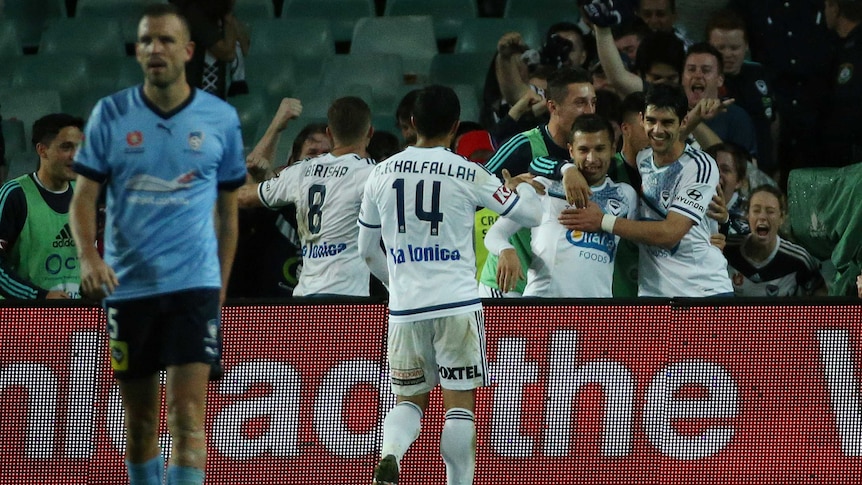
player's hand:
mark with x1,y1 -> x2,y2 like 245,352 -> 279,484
245,154 -> 272,181
710,232 -> 727,252
79,254 -> 119,300
496,248 -> 524,293
582,0 -> 634,28
508,90 -> 545,120
558,201 -> 603,232
46,290 -> 71,299
497,32 -> 528,58
707,185 -> 729,224
562,166 -> 592,208
272,97 -> 303,132
502,169 -> 546,195
856,270 -> 862,298
682,98 -> 734,129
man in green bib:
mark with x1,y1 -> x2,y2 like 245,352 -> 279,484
0,113 -> 84,299
479,67 -> 596,297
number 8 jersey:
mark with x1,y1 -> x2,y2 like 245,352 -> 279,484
359,146 -> 540,323
258,152 -> 375,296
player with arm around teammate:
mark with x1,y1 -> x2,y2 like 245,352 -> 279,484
560,83 -> 733,297
69,4 -> 246,484
357,85 -> 542,485
485,113 -> 638,297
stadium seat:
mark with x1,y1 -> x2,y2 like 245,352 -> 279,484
232,0 -> 277,20
282,0 -> 375,43
454,17 -> 542,54
503,0 -> 581,34
429,52 -> 494,99
320,54 -> 404,109
383,0 -> 478,41
290,82 -> 375,119
1,118 -> 27,159
247,17 -> 334,83
5,151 -> 38,181
243,53 -> 298,102
0,89 -> 63,147
351,16 -> 437,80
0,21 -> 23,57
285,83 -> 332,119
82,55 -> 143,101
249,18 -> 335,59
40,17 -> 126,57
75,0 -> 160,45
228,92 -> 270,148
2,0 -> 66,49
447,83 -> 481,124
10,55 -> 90,108
371,113 -> 399,141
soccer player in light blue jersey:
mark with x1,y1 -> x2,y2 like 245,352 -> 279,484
358,85 -> 542,485
69,4 -> 246,485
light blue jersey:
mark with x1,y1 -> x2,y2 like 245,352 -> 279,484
74,87 -> 246,301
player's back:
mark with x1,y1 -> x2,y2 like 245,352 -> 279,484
278,152 -> 375,296
363,146 -> 497,320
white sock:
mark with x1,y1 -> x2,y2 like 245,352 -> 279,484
440,408 -> 476,485
380,401 -> 423,466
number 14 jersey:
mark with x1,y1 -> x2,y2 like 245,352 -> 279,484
359,146 -> 539,323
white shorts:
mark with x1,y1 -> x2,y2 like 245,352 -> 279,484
387,309 -> 489,396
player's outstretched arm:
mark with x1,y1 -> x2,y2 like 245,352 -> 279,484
484,216 -> 525,293
245,98 -> 303,182
502,182 -> 542,228
559,202 -> 694,249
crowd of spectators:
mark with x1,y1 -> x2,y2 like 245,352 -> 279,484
1,0 -> 860,299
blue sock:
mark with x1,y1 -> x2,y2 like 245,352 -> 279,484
166,465 -> 205,485
126,455 -> 164,485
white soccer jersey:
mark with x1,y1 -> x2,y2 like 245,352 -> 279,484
725,235 -> 824,297
637,146 -> 733,297
358,146 -> 540,323
524,176 -> 638,297
258,152 -> 375,296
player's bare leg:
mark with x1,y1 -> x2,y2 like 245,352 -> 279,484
165,362 -> 210,484
119,374 -> 163,485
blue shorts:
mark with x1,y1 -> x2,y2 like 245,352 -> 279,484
104,288 -> 221,380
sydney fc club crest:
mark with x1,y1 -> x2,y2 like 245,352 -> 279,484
188,131 -> 205,150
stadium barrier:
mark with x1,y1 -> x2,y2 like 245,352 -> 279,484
1,300 -> 861,484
